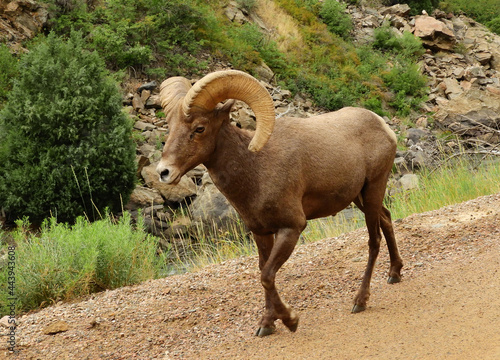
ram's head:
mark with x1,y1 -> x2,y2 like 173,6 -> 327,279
156,70 -> 275,184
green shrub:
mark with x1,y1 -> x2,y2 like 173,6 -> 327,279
0,212 -> 166,315
223,22 -> 289,74
48,0 -> 209,76
0,31 -> 136,225
374,25 -> 425,58
383,62 -> 428,115
319,0 -> 353,38
383,62 -> 427,97
486,16 -> 500,35
0,45 -> 18,107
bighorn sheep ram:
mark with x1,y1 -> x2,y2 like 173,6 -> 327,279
157,70 -> 403,337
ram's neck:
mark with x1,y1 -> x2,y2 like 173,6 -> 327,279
203,123 -> 262,215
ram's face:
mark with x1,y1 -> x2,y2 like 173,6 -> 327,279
156,102 -> 230,185
155,70 -> 276,184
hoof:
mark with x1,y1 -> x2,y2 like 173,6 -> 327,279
387,276 -> 401,284
255,326 -> 275,337
351,304 -> 366,313
284,318 -> 299,333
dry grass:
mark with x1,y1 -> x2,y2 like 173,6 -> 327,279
255,0 -> 305,52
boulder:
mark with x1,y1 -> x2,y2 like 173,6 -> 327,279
125,186 -> 164,210
145,94 -> 162,109
135,155 -> 150,178
380,4 -> 411,18
189,174 -> 238,227
413,15 -> 456,51
224,1 -> 247,25
434,88 -> 500,143
406,128 -> 429,144
137,80 -> 158,93
398,174 -> 419,191
462,19 -> 500,71
440,78 -> 463,99
141,163 -> 197,203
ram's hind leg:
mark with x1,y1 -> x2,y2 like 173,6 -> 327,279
354,197 -> 403,287
380,206 -> 403,283
351,180 -> 390,313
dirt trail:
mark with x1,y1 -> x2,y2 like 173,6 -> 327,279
4,194 -> 500,359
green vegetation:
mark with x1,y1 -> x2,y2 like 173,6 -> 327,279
0,44 -> 18,108
387,153 -> 500,219
0,212 -> 166,315
167,213 -> 255,273
0,32 -> 136,225
440,0 -> 500,34
32,0 -> 428,114
319,0 -> 353,39
48,0 -> 213,78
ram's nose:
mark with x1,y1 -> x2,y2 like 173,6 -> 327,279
156,162 -> 181,184
156,162 -> 170,183
159,168 -> 170,183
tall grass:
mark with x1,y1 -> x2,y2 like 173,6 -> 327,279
387,154 -> 500,219
165,210 -> 256,273
0,212 -> 166,315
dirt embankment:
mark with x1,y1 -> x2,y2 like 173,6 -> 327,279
3,193 -> 500,359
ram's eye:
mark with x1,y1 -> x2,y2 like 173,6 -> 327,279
194,126 -> 205,133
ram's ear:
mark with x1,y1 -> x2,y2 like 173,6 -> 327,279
215,99 -> 236,115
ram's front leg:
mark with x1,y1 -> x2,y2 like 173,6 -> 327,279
254,228 -> 302,337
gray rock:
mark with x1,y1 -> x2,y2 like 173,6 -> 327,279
189,181 -> 238,227
137,80 -> 158,93
134,121 -> 156,132
141,163 -> 197,203
381,4 -> 411,18
406,128 -> 429,144
125,186 -> 164,210
398,174 -> 419,191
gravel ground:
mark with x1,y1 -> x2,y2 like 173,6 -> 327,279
2,193 -> 499,359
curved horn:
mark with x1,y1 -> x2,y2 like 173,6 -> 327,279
183,70 -> 275,152
159,77 -> 193,116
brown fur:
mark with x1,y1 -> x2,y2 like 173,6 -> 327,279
157,86 -> 403,337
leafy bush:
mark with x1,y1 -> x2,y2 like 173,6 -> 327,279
48,0 -> 210,76
319,0 -> 353,38
383,62 -> 428,115
0,32 -> 136,224
0,212 -> 166,315
0,45 -> 18,107
487,16 -> 500,34
374,25 -> 425,58
222,22 -> 289,74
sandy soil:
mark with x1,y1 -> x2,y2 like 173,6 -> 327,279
3,193 -> 499,359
